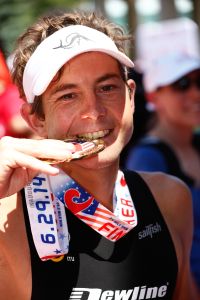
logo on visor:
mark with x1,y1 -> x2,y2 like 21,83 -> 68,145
53,32 -> 92,50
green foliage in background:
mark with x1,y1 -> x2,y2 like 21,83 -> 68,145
0,0 -> 85,56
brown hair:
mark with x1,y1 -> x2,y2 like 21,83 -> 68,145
12,10 -> 132,117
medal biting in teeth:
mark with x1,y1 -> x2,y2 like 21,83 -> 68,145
41,138 -> 105,164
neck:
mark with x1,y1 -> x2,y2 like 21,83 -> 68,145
61,162 -> 119,211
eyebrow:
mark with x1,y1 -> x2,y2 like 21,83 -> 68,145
49,73 -> 121,97
95,73 -> 121,84
50,83 -> 77,96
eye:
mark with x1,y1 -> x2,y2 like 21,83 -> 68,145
99,84 -> 116,92
58,93 -> 76,101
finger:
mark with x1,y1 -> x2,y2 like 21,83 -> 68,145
0,149 -> 60,175
0,136 -> 76,161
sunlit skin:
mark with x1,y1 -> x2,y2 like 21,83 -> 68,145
24,52 -> 135,206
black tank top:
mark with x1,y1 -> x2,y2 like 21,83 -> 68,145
22,170 -> 178,300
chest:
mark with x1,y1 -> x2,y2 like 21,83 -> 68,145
29,206 -> 178,300
67,210 -> 177,285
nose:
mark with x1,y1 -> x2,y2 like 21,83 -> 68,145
80,92 -> 106,120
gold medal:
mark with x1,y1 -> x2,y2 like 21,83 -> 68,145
40,138 -> 105,164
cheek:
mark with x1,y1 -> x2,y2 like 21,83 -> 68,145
123,97 -> 134,121
118,99 -> 134,137
113,103 -> 127,124
117,93 -> 129,115
44,109 -> 74,138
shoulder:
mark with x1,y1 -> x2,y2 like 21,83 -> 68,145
0,191 -> 29,270
0,193 -> 18,224
0,192 -> 31,299
139,171 -> 193,236
140,170 -> 190,194
138,171 -> 193,267
138,172 -> 200,298
0,193 -> 19,267
0,193 -> 24,246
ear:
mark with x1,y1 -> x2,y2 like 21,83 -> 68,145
21,102 -> 48,138
127,79 -> 136,113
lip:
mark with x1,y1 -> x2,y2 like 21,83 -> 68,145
67,129 -> 111,140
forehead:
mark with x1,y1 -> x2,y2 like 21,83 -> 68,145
50,51 -> 123,85
65,51 -> 121,72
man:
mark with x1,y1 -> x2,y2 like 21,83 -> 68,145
0,11 -> 198,300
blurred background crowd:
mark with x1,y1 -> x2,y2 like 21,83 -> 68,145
1,0 -> 200,292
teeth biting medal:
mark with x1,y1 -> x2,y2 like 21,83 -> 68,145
41,138 -> 105,164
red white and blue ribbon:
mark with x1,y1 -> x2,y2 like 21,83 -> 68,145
25,176 -> 69,261
24,170 -> 137,261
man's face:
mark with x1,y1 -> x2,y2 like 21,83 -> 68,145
38,52 -> 135,169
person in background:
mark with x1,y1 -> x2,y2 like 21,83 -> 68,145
125,52 -> 200,291
0,11 -> 199,300
0,48 -> 32,138
120,68 -> 150,168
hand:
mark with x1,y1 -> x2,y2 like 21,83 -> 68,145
0,136 -> 76,198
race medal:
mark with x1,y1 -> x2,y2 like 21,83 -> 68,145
40,138 -> 105,164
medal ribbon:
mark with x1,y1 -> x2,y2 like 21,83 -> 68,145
25,170 -> 137,260
25,175 -> 69,260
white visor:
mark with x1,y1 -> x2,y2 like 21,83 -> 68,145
23,25 -> 134,103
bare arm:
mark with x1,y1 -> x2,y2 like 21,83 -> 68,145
140,172 -> 200,300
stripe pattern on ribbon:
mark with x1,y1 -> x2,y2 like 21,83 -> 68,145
24,170 -> 137,260
50,170 -> 137,241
